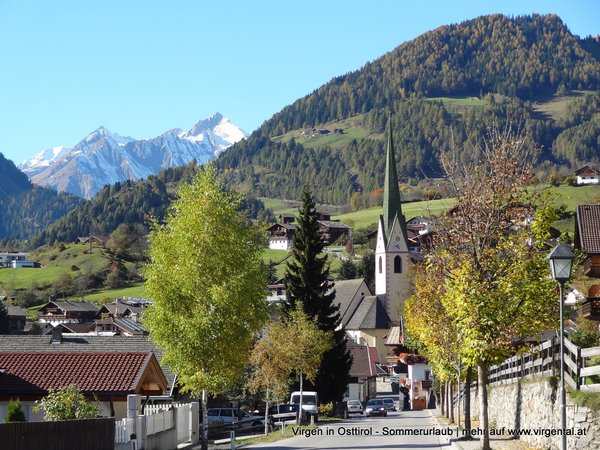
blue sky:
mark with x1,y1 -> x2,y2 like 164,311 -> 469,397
0,0 -> 598,165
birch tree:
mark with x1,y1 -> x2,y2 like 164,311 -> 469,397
144,164 -> 269,450
248,304 -> 333,428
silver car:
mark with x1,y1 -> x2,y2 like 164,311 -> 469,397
347,400 -> 363,414
364,399 -> 387,417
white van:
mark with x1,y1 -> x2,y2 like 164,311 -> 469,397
289,391 -> 319,421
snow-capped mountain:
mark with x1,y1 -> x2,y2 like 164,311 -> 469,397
20,113 -> 247,199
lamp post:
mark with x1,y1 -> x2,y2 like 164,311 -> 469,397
548,243 -> 575,450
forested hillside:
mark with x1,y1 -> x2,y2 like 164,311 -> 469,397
217,14 -> 600,205
29,162 -> 275,247
0,153 -> 81,241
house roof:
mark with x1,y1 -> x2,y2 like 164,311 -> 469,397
575,165 -> 599,175
0,351 -> 166,396
41,301 -> 99,313
347,343 -> 377,378
385,326 -> 403,346
45,323 -> 97,334
0,335 -> 176,394
318,220 -> 351,230
346,296 -> 391,330
7,306 -> 27,318
575,205 -> 600,254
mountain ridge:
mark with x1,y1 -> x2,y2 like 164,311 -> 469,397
21,113 -> 247,199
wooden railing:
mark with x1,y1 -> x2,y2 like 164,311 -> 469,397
488,336 -> 600,392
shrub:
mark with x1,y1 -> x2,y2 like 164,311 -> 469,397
318,402 -> 334,417
33,385 -> 99,421
4,399 -> 26,422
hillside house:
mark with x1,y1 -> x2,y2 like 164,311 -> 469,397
0,252 -> 28,268
267,213 -> 351,250
575,165 -> 599,185
76,235 -> 105,246
0,351 -> 167,421
38,301 -> 99,326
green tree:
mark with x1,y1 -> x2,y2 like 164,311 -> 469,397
33,385 -> 99,421
107,223 -> 148,261
4,399 -> 26,422
284,186 -> 352,403
338,258 -> 357,280
248,304 -> 333,431
143,164 -> 269,449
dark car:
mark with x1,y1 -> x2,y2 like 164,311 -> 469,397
268,404 -> 300,427
364,399 -> 387,417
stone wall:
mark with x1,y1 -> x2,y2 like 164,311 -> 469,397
464,379 -> 599,449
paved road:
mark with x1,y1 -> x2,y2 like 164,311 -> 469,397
243,409 -> 452,449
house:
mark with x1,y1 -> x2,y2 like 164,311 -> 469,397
97,298 -> 146,323
0,351 -> 167,421
0,334 -> 178,404
38,301 -> 99,326
344,343 -> 381,402
574,204 -> 600,278
575,165 -> 599,185
76,235 -> 105,246
94,316 -> 147,336
267,213 -> 352,250
267,222 -> 296,250
6,306 -> 27,333
0,252 -> 28,268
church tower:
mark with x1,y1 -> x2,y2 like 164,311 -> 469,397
375,116 -> 411,324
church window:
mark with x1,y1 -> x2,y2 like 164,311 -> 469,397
394,255 -> 402,273
378,256 -> 382,273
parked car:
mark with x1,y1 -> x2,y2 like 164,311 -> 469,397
381,398 -> 396,411
364,399 -> 387,417
347,400 -> 363,414
207,408 -> 264,428
268,404 -> 300,426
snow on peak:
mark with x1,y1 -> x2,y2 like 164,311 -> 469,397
19,145 -> 68,174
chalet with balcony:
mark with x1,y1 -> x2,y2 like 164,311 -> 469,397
38,301 -> 99,326
575,165 -> 599,185
267,213 -> 351,250
574,204 -> 600,278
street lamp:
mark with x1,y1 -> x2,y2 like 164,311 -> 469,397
548,243 -> 575,450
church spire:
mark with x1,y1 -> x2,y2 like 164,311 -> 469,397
382,113 -> 406,238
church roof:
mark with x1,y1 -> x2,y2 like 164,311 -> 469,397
346,295 -> 391,330
382,116 -> 408,243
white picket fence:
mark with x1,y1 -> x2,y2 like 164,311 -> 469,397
115,399 -> 198,450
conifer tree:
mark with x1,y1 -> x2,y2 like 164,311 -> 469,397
284,186 -> 352,403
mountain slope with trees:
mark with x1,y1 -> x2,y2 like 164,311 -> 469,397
28,162 -> 275,247
217,14 -> 600,205
0,153 -> 82,241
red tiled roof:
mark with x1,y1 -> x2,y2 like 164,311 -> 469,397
576,205 -> 600,253
0,351 -> 154,395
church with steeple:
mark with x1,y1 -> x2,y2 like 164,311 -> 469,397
375,118 -> 412,324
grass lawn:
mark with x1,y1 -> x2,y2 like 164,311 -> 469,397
335,197 -> 456,229
68,284 -> 147,302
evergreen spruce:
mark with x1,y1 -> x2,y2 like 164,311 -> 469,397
284,186 -> 352,403
4,399 -> 26,422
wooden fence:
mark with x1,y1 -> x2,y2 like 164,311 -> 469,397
488,336 -> 600,392
0,418 -> 114,450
